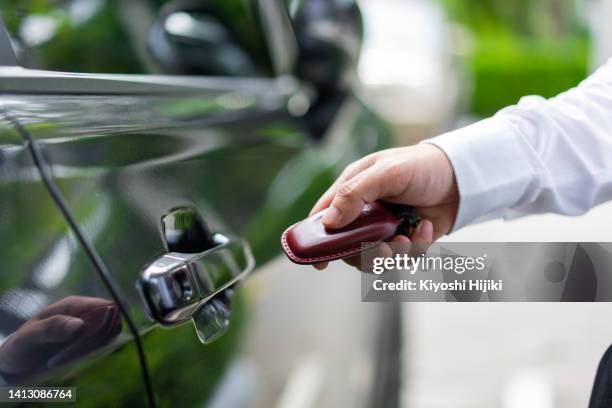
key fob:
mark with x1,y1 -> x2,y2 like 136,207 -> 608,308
281,202 -> 420,265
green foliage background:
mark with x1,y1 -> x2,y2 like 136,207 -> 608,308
439,0 -> 591,116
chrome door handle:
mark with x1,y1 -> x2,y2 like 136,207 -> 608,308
137,233 -> 254,343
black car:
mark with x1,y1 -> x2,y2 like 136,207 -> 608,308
0,1 -> 398,406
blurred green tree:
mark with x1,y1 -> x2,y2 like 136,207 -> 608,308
439,0 -> 590,116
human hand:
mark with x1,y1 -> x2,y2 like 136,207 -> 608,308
310,144 -> 458,270
0,296 -> 121,382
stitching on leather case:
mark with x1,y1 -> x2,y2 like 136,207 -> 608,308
281,228 -> 379,264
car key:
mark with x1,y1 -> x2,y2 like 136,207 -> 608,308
281,201 -> 420,265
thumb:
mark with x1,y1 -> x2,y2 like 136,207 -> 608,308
24,315 -> 85,345
322,164 -> 396,229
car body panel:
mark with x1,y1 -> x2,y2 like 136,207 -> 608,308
1,67 -> 390,405
0,0 -> 394,405
0,116 -> 150,405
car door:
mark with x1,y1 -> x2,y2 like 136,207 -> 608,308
0,0 -> 392,406
0,108 -> 158,406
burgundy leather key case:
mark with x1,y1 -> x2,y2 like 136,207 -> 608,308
281,202 -> 420,265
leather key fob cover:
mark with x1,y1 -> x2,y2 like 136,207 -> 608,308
281,202 -> 419,265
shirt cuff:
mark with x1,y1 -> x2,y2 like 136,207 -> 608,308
423,116 -> 538,231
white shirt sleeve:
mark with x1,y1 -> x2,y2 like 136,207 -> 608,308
425,57 -> 612,231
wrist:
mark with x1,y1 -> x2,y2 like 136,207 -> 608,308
423,117 -> 536,231
425,143 -> 459,205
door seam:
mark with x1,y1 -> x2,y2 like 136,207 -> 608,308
3,110 -> 157,408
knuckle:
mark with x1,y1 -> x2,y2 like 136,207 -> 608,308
368,151 -> 381,162
45,315 -> 67,326
385,160 -> 403,175
337,181 -> 357,200
385,162 -> 407,191
344,162 -> 358,174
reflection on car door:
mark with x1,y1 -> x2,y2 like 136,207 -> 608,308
0,107 -> 154,406
0,0 -> 393,403
1,64 -> 391,405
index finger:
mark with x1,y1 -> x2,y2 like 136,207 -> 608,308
310,154 -> 377,216
34,296 -> 115,320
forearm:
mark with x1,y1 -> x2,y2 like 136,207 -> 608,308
426,58 -> 612,231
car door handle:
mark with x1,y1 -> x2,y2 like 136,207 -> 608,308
137,233 -> 254,343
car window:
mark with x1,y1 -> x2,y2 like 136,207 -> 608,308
0,0 -> 274,75
1,0 -> 145,73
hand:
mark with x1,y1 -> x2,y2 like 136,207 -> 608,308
0,296 -> 121,382
310,144 -> 459,270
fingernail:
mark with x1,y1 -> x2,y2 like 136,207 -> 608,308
322,206 -> 339,226
63,317 -> 85,337
413,220 -> 423,235
419,220 -> 433,240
